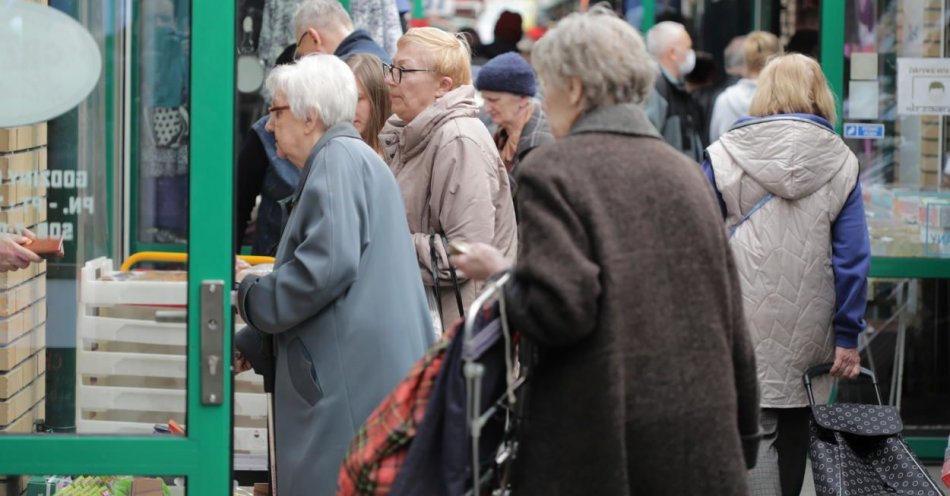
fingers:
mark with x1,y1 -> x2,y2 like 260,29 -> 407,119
830,347 -> 861,378
12,242 -> 40,263
19,228 -> 35,240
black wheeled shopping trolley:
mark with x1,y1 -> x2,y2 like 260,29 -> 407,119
803,364 -> 944,495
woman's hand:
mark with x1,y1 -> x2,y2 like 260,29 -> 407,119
0,231 -> 41,272
233,351 -> 253,375
830,346 -> 861,379
450,242 -> 511,282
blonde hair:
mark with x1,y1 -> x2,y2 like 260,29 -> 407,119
397,27 -> 472,89
749,53 -> 837,125
742,31 -> 782,76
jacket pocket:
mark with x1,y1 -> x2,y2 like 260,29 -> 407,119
287,337 -> 323,406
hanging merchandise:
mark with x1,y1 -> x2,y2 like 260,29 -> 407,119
349,0 -> 403,56
139,0 -> 191,244
258,0 -> 296,83
237,15 -> 266,94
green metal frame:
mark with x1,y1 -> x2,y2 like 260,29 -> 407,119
641,0 -> 655,32
820,0 -> 845,134
0,0 -> 235,490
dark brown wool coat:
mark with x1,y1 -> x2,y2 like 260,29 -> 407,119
504,103 -> 760,495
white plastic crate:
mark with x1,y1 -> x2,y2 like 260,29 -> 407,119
80,257 -> 185,307
76,384 -> 267,418
79,315 -> 185,347
75,419 -> 267,452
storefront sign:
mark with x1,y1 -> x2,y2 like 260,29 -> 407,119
897,58 -> 950,116
843,123 -> 885,140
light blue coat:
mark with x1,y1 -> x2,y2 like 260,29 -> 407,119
236,123 -> 433,495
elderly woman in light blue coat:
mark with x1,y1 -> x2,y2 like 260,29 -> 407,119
234,54 -> 433,496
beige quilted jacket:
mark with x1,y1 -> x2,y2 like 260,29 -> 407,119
708,116 -> 859,407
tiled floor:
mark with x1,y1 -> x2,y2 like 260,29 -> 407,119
798,461 -> 945,495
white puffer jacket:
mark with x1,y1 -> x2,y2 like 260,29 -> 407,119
708,116 -> 859,407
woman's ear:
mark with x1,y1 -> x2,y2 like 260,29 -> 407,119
304,111 -> 325,135
434,76 -> 454,98
567,77 -> 584,109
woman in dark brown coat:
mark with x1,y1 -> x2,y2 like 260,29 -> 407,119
452,6 -> 760,495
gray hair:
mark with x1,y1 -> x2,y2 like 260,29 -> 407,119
646,21 -> 686,58
724,35 -> 746,70
265,54 -> 357,128
293,0 -> 353,34
531,5 -> 655,108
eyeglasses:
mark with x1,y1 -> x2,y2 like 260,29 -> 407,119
293,32 -> 311,61
268,105 -> 290,119
382,63 -> 435,84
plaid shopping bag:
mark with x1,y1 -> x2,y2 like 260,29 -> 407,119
338,325 -> 457,495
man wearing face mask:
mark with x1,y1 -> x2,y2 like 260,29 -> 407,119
644,21 -> 707,163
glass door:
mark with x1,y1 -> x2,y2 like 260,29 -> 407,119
823,0 -> 950,460
0,0 -> 236,493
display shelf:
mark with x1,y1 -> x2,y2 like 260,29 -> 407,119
78,315 -> 184,347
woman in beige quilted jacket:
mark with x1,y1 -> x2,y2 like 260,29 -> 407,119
702,53 -> 871,496
380,27 -> 518,334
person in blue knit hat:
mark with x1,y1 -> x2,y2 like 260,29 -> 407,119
475,52 -> 554,195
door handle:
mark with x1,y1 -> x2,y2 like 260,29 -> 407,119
200,280 -> 225,405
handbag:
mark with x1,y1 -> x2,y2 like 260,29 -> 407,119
429,233 -> 465,331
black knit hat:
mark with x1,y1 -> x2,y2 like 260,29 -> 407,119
474,52 -> 536,97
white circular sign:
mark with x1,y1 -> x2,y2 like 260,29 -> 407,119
0,0 -> 102,127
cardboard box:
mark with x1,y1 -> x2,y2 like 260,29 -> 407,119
0,324 -> 45,371
0,373 -> 45,425
132,478 -> 166,496
0,350 -> 45,399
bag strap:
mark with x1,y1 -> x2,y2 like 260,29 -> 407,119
728,193 -> 774,238
440,234 -> 465,318
429,234 -> 446,331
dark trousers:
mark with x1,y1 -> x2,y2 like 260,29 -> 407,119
748,407 -> 811,496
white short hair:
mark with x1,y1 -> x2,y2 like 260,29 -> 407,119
294,0 -> 353,34
531,5 -> 655,108
646,21 -> 687,57
265,54 -> 357,128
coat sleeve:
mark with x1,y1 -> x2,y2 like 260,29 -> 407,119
708,92 -> 729,144
724,241 -> 761,469
237,143 -> 364,334
831,183 -> 870,348
235,129 -> 269,250
502,163 -> 601,347
411,136 -> 501,286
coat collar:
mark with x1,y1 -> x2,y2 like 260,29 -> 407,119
569,103 -> 662,139
291,123 -> 361,202
515,104 -> 551,158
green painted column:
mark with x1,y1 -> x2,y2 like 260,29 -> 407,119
820,0 -> 845,133
642,0 -> 655,32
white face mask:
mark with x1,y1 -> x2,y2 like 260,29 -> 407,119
677,48 -> 696,77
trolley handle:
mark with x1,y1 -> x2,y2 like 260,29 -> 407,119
802,363 -> 883,406
120,251 -> 275,272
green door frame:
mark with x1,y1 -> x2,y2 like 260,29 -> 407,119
0,0 -> 235,491
814,2 -> 944,461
